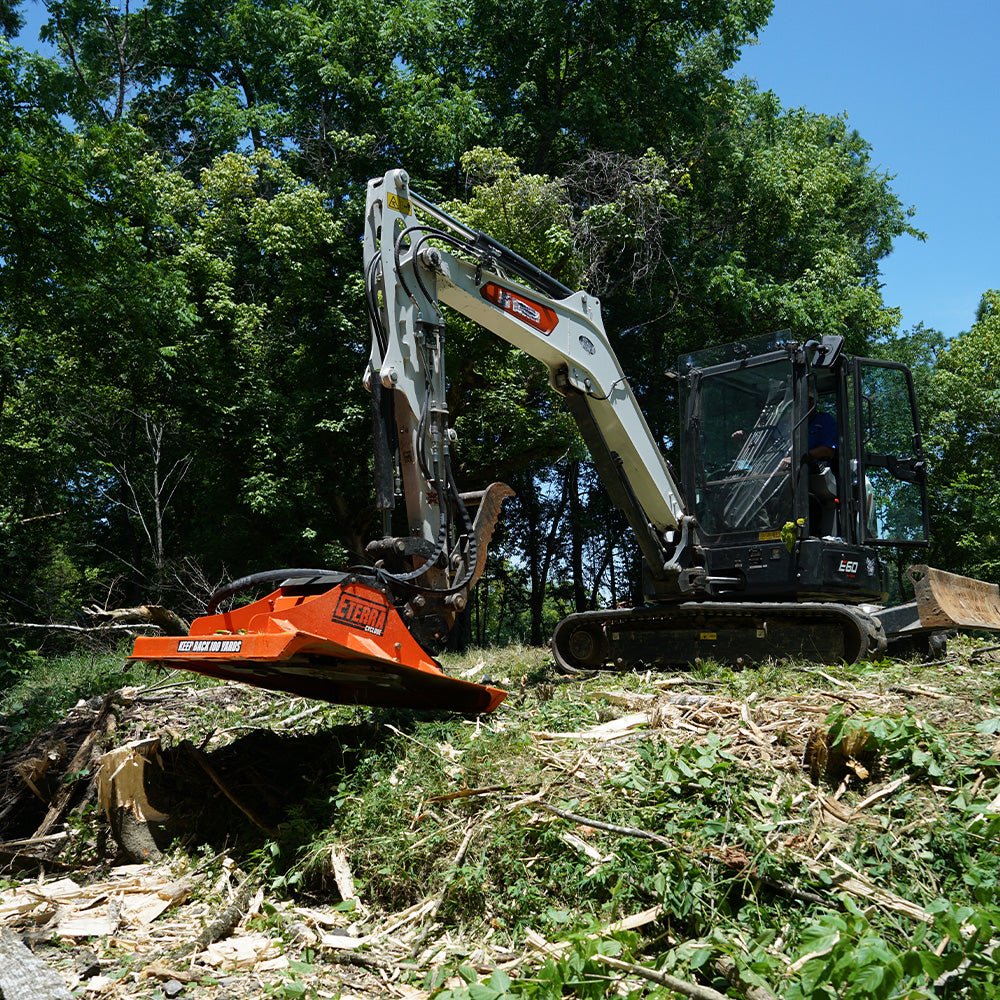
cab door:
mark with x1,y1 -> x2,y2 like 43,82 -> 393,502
851,360 -> 930,546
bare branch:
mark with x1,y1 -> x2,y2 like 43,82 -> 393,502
566,150 -> 682,298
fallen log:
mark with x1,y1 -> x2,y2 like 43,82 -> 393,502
84,604 -> 190,636
32,694 -> 116,841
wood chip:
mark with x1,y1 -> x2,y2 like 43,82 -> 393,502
558,830 -> 607,863
851,775 -> 911,814
200,931 -> 281,969
532,712 -> 650,741
329,847 -> 365,916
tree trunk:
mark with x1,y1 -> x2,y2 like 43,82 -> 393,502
524,482 -> 545,646
568,462 -> 587,612
445,606 -> 473,652
528,470 -> 570,645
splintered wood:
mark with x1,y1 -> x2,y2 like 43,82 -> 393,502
0,866 -> 193,939
97,739 -> 169,825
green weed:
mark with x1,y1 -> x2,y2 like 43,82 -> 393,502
825,703 -> 987,782
0,644 -> 163,754
785,896 -> 1000,999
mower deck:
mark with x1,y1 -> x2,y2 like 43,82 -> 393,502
129,577 -> 506,714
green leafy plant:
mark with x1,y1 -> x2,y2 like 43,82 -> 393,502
431,964 -> 514,1000
786,896 -> 1000,999
825,704 -> 975,781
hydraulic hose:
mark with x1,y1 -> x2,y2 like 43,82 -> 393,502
206,568 -> 351,614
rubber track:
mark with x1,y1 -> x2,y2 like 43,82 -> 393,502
551,601 -> 887,674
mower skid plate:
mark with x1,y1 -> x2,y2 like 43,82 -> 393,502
908,564 -> 1000,633
129,579 -> 506,714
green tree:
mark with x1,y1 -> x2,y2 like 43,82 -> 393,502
2,0 -> 926,643
465,0 -> 773,171
920,292 -> 1000,579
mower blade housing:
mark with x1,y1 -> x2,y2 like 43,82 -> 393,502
129,578 -> 506,714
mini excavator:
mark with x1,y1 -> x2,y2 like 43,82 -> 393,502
130,169 -> 1000,711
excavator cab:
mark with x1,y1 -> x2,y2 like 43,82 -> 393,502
680,333 -> 930,605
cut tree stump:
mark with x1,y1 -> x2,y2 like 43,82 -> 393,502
96,738 -> 168,862
0,929 -> 74,999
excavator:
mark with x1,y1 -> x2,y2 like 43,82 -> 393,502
129,169 -> 1000,712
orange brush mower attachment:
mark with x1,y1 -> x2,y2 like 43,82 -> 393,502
129,574 -> 506,714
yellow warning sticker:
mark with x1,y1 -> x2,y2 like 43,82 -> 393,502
387,192 -> 413,215
758,530 -> 781,541
699,631 -> 717,641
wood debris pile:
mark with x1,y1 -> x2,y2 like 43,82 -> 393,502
0,653 -> 992,997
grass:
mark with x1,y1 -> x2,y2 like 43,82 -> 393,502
0,640 -> 168,756
3,639 -> 1000,997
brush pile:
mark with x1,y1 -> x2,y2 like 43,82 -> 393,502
1,643 -> 1000,998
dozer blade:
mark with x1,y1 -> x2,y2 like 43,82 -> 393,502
129,577 -> 506,714
908,564 -> 1000,632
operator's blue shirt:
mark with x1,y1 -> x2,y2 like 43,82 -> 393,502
809,410 -> 837,451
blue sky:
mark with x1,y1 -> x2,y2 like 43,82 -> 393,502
734,1 -> 999,338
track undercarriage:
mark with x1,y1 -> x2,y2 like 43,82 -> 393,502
552,602 -> 888,674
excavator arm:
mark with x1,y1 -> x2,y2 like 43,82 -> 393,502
128,169 -> 704,712
363,169 -> 703,633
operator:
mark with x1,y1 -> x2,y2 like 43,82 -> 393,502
808,409 -> 837,461
733,391 -> 837,471
807,397 -> 837,467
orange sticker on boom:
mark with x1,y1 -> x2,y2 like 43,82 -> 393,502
480,282 -> 558,335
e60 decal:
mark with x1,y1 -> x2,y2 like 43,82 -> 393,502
838,558 -> 859,577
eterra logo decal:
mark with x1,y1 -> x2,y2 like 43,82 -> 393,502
480,282 -> 559,335
178,639 -> 243,653
332,591 -> 389,636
